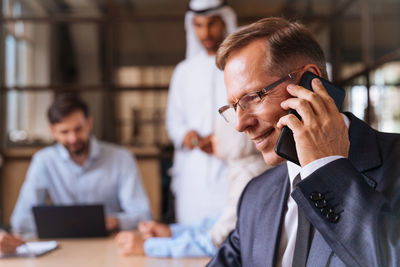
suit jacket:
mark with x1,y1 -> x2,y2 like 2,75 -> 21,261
207,113 -> 400,267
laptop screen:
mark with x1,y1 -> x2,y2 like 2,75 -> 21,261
32,204 -> 108,238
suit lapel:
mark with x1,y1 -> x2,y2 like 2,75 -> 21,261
252,164 -> 290,267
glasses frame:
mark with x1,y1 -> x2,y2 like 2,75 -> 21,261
218,68 -> 303,123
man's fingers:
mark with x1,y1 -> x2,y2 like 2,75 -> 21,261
310,78 -> 338,113
115,232 -> 133,245
138,222 -> 149,232
15,237 -> 24,246
310,78 -> 330,98
0,233 -> 25,254
281,98 -> 315,124
115,233 -> 126,244
286,83 -> 328,117
116,232 -> 137,256
141,233 -> 153,240
9,237 -> 24,247
119,243 -> 134,256
197,136 -> 214,154
0,245 -> 15,254
277,113 -> 303,132
138,221 -> 155,235
183,130 -> 201,149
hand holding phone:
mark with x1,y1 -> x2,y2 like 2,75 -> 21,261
274,71 -> 346,165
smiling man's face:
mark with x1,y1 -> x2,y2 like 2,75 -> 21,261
224,39 -> 293,166
193,14 -> 226,55
50,110 -> 92,157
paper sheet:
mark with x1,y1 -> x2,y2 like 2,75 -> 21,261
0,240 -> 58,258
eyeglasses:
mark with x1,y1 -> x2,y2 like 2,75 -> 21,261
218,68 -> 302,125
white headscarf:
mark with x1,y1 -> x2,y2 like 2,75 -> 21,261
184,0 -> 237,59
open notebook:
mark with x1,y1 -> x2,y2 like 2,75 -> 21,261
0,241 -> 58,258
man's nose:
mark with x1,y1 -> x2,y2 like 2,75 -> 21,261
67,132 -> 78,143
200,26 -> 211,39
235,107 -> 254,132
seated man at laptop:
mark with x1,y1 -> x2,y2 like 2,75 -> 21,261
11,94 -> 152,234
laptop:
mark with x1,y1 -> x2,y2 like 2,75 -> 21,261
32,204 -> 108,238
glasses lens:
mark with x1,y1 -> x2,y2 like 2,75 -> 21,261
221,107 -> 236,125
239,93 -> 262,113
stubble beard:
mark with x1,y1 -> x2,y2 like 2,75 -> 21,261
67,140 -> 88,157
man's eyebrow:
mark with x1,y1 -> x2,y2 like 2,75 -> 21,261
229,86 -> 256,105
209,17 -> 219,23
228,94 -> 240,105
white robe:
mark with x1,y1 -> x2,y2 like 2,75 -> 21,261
166,52 -> 227,225
208,115 -> 269,246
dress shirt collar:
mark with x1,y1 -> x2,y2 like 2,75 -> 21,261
88,136 -> 100,161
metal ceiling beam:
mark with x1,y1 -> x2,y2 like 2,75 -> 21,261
331,0 -> 358,17
312,0 -> 358,34
0,85 -> 168,92
1,13 -> 400,24
338,47 -> 400,86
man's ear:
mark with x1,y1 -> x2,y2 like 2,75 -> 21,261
49,124 -> 56,136
87,117 -> 94,131
303,64 -> 322,77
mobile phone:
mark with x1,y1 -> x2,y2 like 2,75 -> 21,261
274,71 -> 345,165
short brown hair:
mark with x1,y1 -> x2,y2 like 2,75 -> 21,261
48,94 -> 89,124
216,17 -> 327,78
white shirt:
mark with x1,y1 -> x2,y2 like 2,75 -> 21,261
277,114 -> 350,267
166,53 -> 228,224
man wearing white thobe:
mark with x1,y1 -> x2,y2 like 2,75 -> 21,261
166,0 -> 237,224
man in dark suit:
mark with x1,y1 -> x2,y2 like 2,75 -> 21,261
208,17 -> 400,267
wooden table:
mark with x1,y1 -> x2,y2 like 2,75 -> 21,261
1,237 -> 211,267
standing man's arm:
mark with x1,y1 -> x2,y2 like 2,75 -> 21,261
11,154 -> 48,234
114,151 -> 152,230
166,63 -> 198,149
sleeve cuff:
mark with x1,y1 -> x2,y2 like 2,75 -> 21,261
169,223 -> 189,237
300,156 -> 344,179
144,238 -> 173,257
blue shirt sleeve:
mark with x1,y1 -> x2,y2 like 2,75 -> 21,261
10,153 -> 49,233
143,217 -> 218,257
169,223 -> 191,237
113,150 -> 152,230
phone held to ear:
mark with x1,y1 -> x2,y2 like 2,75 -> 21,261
274,71 -> 346,166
